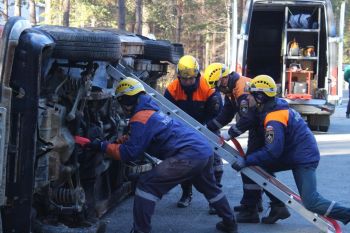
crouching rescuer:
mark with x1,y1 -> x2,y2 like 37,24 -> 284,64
86,77 -> 238,233
230,75 -> 350,225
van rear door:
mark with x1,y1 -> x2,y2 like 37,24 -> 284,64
336,1 -> 345,103
328,1 -> 345,104
236,0 -> 253,75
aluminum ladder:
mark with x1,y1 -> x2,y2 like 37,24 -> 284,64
106,64 -> 341,233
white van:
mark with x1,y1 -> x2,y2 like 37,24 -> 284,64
235,0 -> 345,132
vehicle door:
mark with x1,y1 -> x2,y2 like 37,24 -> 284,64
236,0 -> 254,75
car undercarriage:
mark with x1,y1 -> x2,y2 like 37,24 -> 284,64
0,17 -> 183,233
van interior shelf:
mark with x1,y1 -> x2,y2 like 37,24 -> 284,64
286,56 -> 318,60
286,28 -> 319,33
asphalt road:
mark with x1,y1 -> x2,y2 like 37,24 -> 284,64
103,91 -> 350,233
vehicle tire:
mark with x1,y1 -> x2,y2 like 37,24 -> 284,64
142,39 -> 173,61
307,115 -> 318,131
319,125 -> 329,132
317,115 -> 330,132
36,26 -> 121,62
307,114 -> 330,132
170,43 -> 184,63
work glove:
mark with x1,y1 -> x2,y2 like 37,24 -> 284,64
116,135 -> 129,144
220,130 -> 232,141
86,138 -> 108,152
228,124 -> 243,138
231,156 -> 246,171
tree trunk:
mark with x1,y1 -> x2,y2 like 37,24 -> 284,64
225,0 -> 231,65
2,0 -> 9,21
205,30 -> 210,68
135,0 -> 142,34
175,0 -> 183,43
14,0 -> 21,16
62,0 -> 70,26
45,0 -> 52,24
118,0 -> 126,30
211,32 -> 217,64
29,0 -> 36,25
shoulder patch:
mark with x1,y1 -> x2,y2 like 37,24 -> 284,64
239,99 -> 248,114
265,125 -> 274,144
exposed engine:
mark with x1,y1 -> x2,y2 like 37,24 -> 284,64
33,61 -> 129,230
0,19 -> 181,233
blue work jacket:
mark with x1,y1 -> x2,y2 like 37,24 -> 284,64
106,94 -> 213,162
245,98 -> 320,167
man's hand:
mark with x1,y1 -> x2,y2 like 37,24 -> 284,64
86,139 -> 108,152
220,130 -> 232,141
116,135 -> 129,144
231,156 -> 246,171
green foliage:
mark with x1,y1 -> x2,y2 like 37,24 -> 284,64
35,0 -> 350,65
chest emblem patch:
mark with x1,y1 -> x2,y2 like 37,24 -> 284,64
240,99 -> 248,114
265,125 -> 275,144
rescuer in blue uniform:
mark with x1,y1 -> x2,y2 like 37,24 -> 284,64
231,75 -> 350,225
88,77 -> 238,233
204,63 -> 264,223
164,55 -> 223,209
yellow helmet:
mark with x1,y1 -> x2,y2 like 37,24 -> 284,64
176,55 -> 199,79
115,77 -> 145,98
204,63 -> 230,88
249,75 -> 277,97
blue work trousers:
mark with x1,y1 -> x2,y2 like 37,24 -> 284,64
264,164 -> 350,224
132,155 -> 234,233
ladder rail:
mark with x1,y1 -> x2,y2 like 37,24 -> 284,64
106,64 -> 338,233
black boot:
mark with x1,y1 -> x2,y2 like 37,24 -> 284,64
236,206 -> 260,223
216,219 -> 238,233
234,200 -> 263,212
261,202 -> 291,224
177,193 -> 192,208
177,182 -> 192,208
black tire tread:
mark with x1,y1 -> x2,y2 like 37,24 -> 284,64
36,25 -> 121,62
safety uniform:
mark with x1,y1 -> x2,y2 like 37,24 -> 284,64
105,94 -> 235,233
207,72 -> 264,211
246,98 -> 350,224
164,74 -> 223,206
164,75 -> 221,124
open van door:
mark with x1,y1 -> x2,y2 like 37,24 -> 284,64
328,1 -> 345,104
337,1 -> 346,103
230,0 -> 238,72
236,0 -> 253,75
